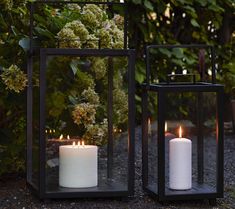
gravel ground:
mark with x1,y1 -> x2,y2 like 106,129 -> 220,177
0,129 -> 235,209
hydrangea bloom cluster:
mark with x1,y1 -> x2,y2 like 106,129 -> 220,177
0,0 -> 13,10
81,4 -> 105,29
1,64 -> 27,93
57,4 -> 124,49
113,88 -> 128,123
90,57 -> 107,80
55,4 -> 127,145
72,102 -> 96,127
81,87 -> 100,105
0,0 -> 26,10
113,14 -> 124,30
57,21 -> 88,48
83,118 -> 108,145
72,87 -> 100,127
66,4 -> 81,11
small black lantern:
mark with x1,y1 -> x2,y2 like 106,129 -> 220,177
26,1 -> 135,199
141,45 -> 224,203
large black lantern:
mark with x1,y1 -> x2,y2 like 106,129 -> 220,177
141,45 -> 224,203
26,1 -> 135,199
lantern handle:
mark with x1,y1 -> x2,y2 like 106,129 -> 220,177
166,73 -> 196,84
145,44 -> 216,85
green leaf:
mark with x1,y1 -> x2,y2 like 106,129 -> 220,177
135,71 -> 145,83
190,19 -> 200,28
19,38 -> 29,51
33,14 -> 47,26
132,0 -> 142,4
185,56 -> 196,65
208,4 -> 224,12
0,14 -> 8,31
11,26 -> 19,36
135,95 -> 141,102
68,95 -> 77,105
196,0 -> 207,7
19,37 -> 41,52
70,60 -> 79,75
172,48 -> 184,59
159,48 -> 172,58
172,58 -> 184,66
34,26 -> 54,39
144,0 -> 154,10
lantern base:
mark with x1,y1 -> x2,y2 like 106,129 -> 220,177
146,182 -> 219,200
43,178 -> 128,198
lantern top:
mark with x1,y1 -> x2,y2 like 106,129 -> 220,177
145,44 -> 217,85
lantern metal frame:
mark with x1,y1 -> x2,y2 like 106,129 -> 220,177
26,1 -> 135,199
141,44 -> 224,202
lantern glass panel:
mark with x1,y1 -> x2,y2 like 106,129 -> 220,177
44,55 -> 129,193
27,57 -> 40,190
147,92 -> 158,191
164,91 -> 217,195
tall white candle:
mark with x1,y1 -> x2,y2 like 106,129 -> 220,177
59,141 -> 98,188
169,126 -> 192,190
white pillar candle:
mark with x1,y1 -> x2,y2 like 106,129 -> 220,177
59,141 -> 98,188
169,126 -> 192,190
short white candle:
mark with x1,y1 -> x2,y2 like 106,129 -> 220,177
169,126 -> 192,190
59,141 -> 98,188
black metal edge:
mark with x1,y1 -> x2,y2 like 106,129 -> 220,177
27,181 -> 40,198
39,49 -> 47,199
146,44 -> 212,50
32,1 -> 126,5
157,90 -> 166,199
26,46 -> 33,183
107,57 -> 114,179
123,1 -> 128,49
26,1 -> 34,184
40,48 -> 134,56
128,49 -> 136,196
141,89 -> 148,189
44,191 -> 129,199
160,193 -> 220,201
197,92 -> 204,184
140,83 -> 224,92
216,88 -> 224,197
144,186 -> 220,201
143,187 -> 159,198
210,46 -> 216,84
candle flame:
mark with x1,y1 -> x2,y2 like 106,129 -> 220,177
53,129 -> 56,133
45,130 -> 48,134
81,140 -> 85,146
148,118 -> 151,126
179,126 -> 182,138
67,135 -> 70,140
59,134 -> 63,140
119,129 -> 122,133
49,129 -> 52,133
165,122 -> 168,132
72,141 -> 75,147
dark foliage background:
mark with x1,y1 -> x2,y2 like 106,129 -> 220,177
0,0 -> 234,175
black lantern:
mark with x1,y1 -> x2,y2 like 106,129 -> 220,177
141,45 -> 224,203
26,1 -> 135,199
